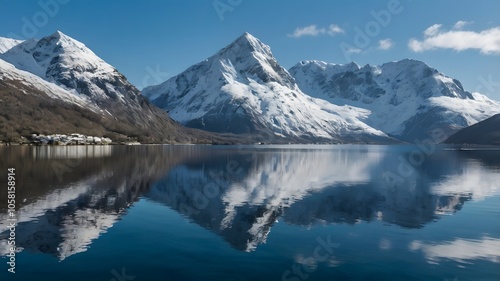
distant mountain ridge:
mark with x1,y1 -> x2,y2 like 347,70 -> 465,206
143,33 -> 394,143
144,32 -> 500,143
1,31 -> 499,144
289,59 -> 500,142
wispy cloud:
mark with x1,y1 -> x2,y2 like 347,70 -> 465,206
327,24 -> 344,36
424,24 -> 442,37
288,24 -> 344,38
345,47 -> 362,54
409,23 -> 500,55
288,25 -> 323,38
378,39 -> 394,50
453,20 -> 473,30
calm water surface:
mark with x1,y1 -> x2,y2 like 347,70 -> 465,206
0,145 -> 499,281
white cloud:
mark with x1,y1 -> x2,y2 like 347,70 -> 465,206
346,47 -> 362,54
288,24 -> 344,38
378,39 -> 394,50
288,25 -> 324,38
327,24 -> 344,35
453,20 -> 473,30
409,24 -> 500,54
424,24 -> 442,36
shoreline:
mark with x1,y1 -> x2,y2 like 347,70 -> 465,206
1,141 -> 499,148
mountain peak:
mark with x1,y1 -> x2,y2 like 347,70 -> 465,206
1,30 -> 123,101
241,31 -> 253,38
237,32 -> 258,43
51,30 -> 65,38
45,30 -> 86,49
221,32 -> 273,59
292,60 -> 360,74
48,30 -> 69,42
384,58 -> 430,70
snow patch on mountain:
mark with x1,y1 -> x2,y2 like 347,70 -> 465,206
0,37 -> 23,54
0,58 -> 98,110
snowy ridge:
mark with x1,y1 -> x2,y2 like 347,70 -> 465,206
0,31 -> 131,103
0,37 -> 23,54
290,59 -> 500,141
144,33 -> 391,142
0,58 -> 98,110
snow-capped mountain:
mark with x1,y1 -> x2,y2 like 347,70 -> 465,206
290,59 -> 500,142
0,37 -> 23,54
1,31 -> 141,105
2,30 -> 497,144
0,31 -> 216,143
143,33 -> 393,143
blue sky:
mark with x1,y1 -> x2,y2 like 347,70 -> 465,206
1,0 -> 499,99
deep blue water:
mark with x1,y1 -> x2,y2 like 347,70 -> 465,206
0,145 -> 499,281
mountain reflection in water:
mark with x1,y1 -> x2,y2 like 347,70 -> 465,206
0,145 -> 499,260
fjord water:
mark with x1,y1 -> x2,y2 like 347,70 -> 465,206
0,145 -> 499,281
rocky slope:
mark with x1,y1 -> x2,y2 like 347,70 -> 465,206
444,113 -> 500,145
